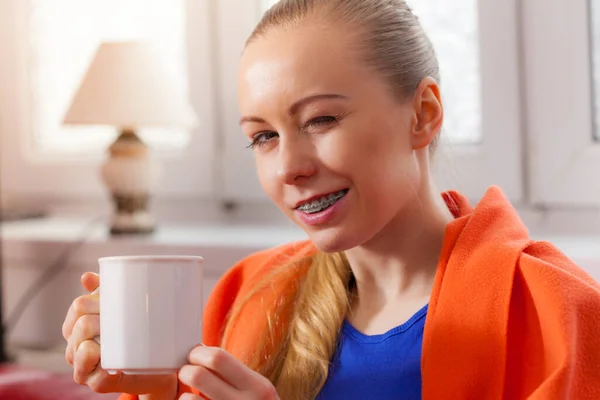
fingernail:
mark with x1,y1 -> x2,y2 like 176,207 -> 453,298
178,365 -> 193,383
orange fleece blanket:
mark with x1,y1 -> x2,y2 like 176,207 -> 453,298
120,186 -> 600,399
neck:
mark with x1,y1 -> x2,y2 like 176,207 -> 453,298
345,180 -> 454,305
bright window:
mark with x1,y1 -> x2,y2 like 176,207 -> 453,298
406,0 -> 481,144
0,0 -> 216,198
523,0 -> 600,206
29,0 -> 190,155
261,0 -> 278,10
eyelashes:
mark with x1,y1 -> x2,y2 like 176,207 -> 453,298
305,115 -> 338,127
246,114 -> 343,149
246,131 -> 278,149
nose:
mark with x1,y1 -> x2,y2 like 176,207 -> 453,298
276,137 -> 317,184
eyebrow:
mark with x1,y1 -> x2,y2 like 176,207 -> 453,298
239,93 -> 349,126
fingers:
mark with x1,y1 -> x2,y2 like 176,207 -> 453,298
179,365 -> 238,400
66,314 -> 100,366
188,346 -> 267,391
73,339 -> 101,385
81,272 -> 100,293
62,293 -> 100,341
83,369 -> 121,394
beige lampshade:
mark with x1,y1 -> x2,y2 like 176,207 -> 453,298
63,41 -> 197,128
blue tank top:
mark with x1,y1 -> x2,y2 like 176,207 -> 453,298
316,304 -> 428,399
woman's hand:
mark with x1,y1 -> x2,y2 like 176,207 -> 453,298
178,346 -> 279,400
62,272 -> 178,398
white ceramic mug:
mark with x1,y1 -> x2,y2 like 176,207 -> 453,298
97,255 -> 204,375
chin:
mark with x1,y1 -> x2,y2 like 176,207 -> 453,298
305,227 -> 361,254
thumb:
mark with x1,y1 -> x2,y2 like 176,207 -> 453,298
81,272 -> 99,293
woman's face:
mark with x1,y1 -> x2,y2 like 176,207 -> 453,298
237,22 -> 439,253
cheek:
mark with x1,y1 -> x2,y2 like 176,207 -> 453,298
336,122 -> 419,205
255,157 -> 283,204
318,120 -> 412,178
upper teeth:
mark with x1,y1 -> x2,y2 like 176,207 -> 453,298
297,190 -> 347,213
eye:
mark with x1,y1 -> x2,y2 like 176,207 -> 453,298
246,131 -> 278,149
305,116 -> 338,129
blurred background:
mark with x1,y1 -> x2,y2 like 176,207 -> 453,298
0,0 -> 599,397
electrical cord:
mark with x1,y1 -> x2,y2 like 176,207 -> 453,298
3,215 -> 106,333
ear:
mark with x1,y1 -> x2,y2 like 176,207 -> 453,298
410,77 -> 443,150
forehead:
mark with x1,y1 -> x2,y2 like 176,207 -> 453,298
237,23 -> 368,111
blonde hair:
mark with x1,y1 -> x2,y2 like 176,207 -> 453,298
224,1 -> 440,398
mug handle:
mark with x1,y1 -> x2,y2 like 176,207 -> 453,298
91,287 -> 101,345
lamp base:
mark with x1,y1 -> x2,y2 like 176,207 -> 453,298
101,129 -> 160,236
108,194 -> 156,236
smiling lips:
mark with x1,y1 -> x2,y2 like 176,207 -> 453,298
295,189 -> 349,214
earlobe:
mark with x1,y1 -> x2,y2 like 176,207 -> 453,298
411,77 -> 443,150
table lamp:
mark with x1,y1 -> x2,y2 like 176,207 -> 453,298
63,41 -> 197,235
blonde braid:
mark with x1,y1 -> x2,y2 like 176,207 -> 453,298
275,252 -> 352,398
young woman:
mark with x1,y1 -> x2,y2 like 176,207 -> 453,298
62,0 -> 600,399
